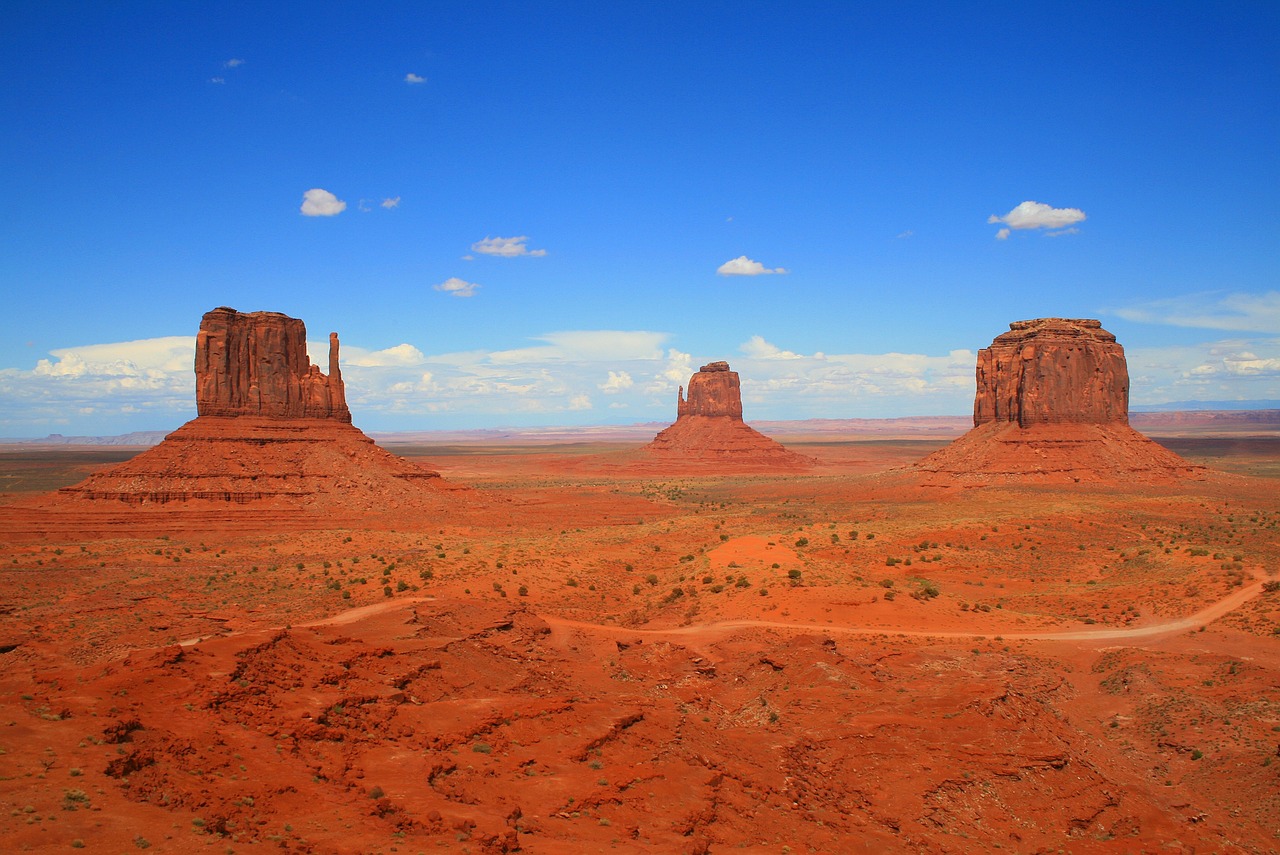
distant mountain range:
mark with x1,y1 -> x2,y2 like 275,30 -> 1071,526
1131,400 -> 1280,411
3,405 -> 1278,446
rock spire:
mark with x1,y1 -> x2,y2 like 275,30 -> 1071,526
195,307 -> 350,421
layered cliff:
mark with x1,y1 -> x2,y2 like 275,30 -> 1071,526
195,307 -> 350,421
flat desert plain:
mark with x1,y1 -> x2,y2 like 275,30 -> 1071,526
1,422 -> 1279,854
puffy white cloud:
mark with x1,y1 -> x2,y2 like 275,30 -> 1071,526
340,343 -> 427,367
471,236 -> 547,257
404,73 -> 425,84
434,277 -> 479,298
1114,290 -> 1280,333
300,188 -> 346,217
988,201 -> 1086,237
567,394 -> 593,411
598,371 -> 634,393
716,255 -> 788,276
381,196 -> 400,209
741,335 -> 804,360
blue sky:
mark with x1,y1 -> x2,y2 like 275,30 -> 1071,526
2,2 -> 1278,436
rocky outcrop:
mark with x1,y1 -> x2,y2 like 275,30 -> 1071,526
196,307 -> 350,421
908,319 -> 1207,485
973,318 -> 1127,427
640,361 -> 812,471
678,362 -> 744,419
58,307 -> 461,511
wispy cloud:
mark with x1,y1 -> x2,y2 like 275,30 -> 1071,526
471,236 -> 547,257
381,196 -> 401,209
300,188 -> 346,217
434,277 -> 479,298
716,256 -> 788,276
988,200 -> 1086,239
404,73 -> 425,84
1114,290 -> 1280,333
225,58 -> 244,68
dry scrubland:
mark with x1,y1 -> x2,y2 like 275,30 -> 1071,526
1,434 -> 1279,853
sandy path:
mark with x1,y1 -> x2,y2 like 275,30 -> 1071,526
179,576 -> 1268,650
545,577 -> 1270,645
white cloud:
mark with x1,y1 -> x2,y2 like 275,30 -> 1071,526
1113,290 -> 1280,333
568,394 -> 593,411
381,196 -> 401,209
434,277 -> 479,298
210,76 -> 225,84
471,236 -> 547,257
404,73 -> 425,84
1126,336 -> 1280,404
988,201 -> 1086,237
716,255 -> 788,276
741,336 -> 804,360
896,230 -> 914,239
598,371 -> 634,393
300,188 -> 346,217
225,58 -> 244,68
340,343 -> 427,367
489,331 -> 668,365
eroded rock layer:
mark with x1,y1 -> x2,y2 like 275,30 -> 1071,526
196,307 -> 350,421
974,318 -> 1128,427
642,362 -> 812,470
59,418 -> 448,508
910,319 -> 1207,485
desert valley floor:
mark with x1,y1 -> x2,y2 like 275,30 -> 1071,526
1,425 -> 1279,854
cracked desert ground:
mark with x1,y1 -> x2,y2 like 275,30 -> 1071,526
2,429 -> 1279,854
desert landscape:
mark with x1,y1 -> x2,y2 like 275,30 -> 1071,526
2,310 -> 1279,854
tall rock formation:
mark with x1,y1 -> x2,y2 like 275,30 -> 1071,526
195,307 -> 350,421
677,361 -> 744,419
973,318 -> 1128,427
910,319 -> 1205,485
60,308 -> 459,512
639,362 -> 813,471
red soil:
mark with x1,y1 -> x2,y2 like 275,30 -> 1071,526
2,435 -> 1279,853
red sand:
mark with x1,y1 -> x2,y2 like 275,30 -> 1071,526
2,433 -> 1279,853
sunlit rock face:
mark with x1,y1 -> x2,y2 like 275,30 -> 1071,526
195,307 -> 350,422
677,361 -> 745,420
973,318 -> 1128,428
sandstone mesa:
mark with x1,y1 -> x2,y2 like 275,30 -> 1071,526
912,318 -> 1207,485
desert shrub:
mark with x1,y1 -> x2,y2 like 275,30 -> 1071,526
795,537 -> 809,548
787,568 -> 802,580
645,574 -> 658,586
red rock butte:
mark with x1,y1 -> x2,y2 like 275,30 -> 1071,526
640,361 -> 813,471
58,307 -> 458,510
912,318 -> 1207,485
